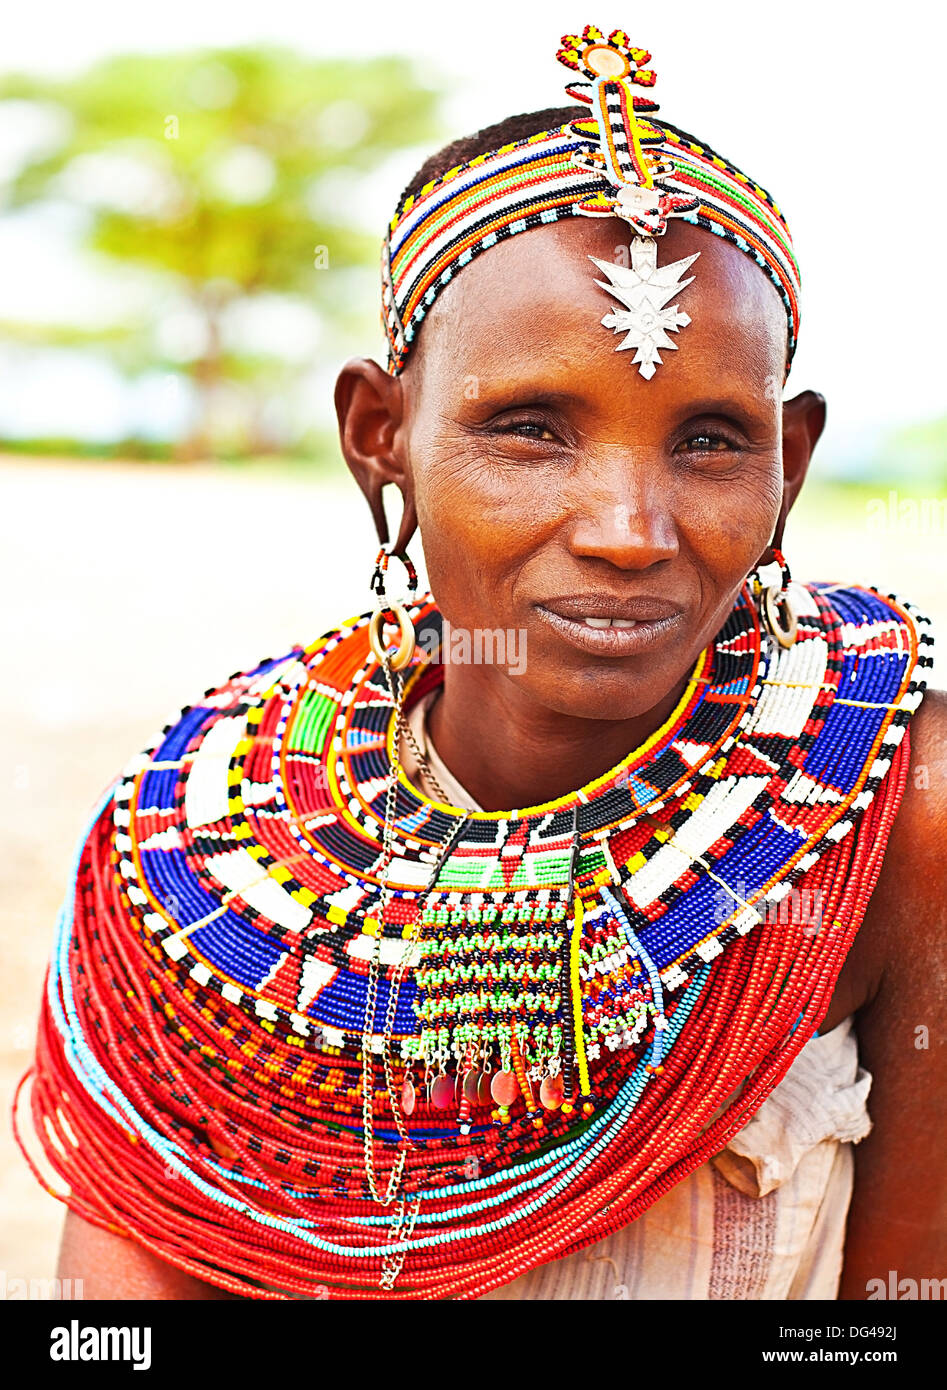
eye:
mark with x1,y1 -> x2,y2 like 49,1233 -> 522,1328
490,416 -> 557,442
677,431 -> 738,454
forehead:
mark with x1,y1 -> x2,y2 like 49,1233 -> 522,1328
405,216 -> 788,395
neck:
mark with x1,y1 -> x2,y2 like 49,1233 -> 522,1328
424,661 -> 693,812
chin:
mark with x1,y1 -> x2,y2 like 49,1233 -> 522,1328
510,659 -> 690,723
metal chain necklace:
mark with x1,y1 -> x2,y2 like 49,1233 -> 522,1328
397,685 -> 453,806
360,654 -> 458,1205
362,653 -> 473,1284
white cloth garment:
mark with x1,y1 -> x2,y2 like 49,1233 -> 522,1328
400,687 -> 874,1300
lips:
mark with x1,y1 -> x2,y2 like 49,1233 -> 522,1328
534,593 -> 684,658
537,593 -> 684,623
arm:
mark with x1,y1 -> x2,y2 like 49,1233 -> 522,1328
837,689 -> 947,1298
57,1209 -> 242,1300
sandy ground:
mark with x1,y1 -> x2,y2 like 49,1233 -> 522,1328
2,452 -> 944,1288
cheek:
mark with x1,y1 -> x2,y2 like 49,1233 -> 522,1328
671,461 -> 783,578
408,441 -> 528,626
414,440 -> 561,558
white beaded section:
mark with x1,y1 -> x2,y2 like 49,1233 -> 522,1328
347,933 -> 423,968
625,775 -> 769,909
660,963 -> 689,990
745,629 -> 827,739
296,956 -> 338,1014
137,827 -> 183,852
204,848 -> 312,933
184,714 -> 248,829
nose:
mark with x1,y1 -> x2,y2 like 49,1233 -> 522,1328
567,462 -> 679,570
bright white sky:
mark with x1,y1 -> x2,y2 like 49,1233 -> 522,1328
1,0 -> 944,470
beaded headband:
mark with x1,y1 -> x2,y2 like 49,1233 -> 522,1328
381,24 -> 801,380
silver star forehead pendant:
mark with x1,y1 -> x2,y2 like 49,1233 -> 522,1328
589,235 -> 700,379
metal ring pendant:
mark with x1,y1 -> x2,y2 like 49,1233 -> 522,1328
762,584 -> 798,649
369,602 -> 416,670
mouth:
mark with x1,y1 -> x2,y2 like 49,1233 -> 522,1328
535,595 -> 684,658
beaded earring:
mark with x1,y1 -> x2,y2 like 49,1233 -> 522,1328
749,545 -> 798,649
368,544 -> 418,671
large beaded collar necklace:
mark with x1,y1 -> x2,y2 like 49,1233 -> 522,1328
17,579 -> 933,1298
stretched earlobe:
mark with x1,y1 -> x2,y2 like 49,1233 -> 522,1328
333,356 -> 418,551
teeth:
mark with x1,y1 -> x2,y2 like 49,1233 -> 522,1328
581,616 -> 639,629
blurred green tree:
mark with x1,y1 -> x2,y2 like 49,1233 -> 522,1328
0,47 -> 444,458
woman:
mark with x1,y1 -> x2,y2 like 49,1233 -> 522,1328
17,24 -> 946,1301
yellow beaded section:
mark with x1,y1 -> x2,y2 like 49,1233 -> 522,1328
569,892 -> 592,1099
382,644 -> 706,822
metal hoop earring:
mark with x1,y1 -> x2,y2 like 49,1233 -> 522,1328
368,544 -> 418,671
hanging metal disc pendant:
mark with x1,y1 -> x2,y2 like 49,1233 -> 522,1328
539,1073 -> 564,1111
490,1070 -> 518,1107
401,1076 -> 416,1116
431,1074 -> 455,1110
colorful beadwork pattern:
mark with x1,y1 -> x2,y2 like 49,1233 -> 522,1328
382,25 -> 801,377
15,580 -> 933,1299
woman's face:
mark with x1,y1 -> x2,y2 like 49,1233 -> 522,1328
365,217 -> 813,722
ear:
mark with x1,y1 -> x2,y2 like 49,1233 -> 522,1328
772,389 -> 827,549
333,357 -> 418,554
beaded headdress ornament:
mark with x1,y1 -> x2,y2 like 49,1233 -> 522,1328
382,25 -> 801,380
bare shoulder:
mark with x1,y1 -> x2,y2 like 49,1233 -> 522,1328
834,687 -> 947,1294
58,1209 -> 241,1300
862,684 -> 947,965
887,685 -> 947,855
821,686 -> 947,1026
860,687 -> 947,973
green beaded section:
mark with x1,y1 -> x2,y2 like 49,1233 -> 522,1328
419,931 -> 561,956
400,1019 -> 566,1065
420,961 -> 560,985
405,891 -> 572,1068
574,843 -> 608,878
416,991 -> 563,1022
581,931 -> 637,968
288,687 -> 338,756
